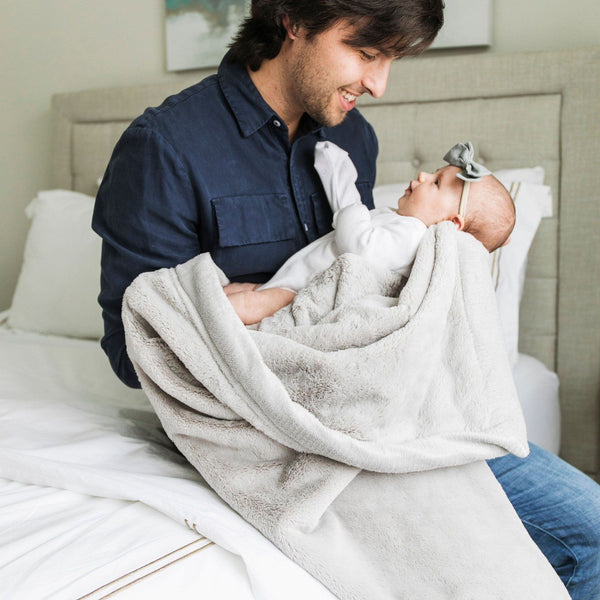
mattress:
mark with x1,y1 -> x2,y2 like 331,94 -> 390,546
0,320 -> 559,599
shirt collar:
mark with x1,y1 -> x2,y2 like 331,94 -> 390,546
218,51 -> 324,139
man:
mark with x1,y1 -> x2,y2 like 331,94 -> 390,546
93,0 -> 442,389
92,1 -> 600,597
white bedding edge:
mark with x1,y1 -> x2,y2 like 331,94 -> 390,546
0,478 -> 255,600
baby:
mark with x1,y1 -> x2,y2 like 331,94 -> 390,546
226,141 -> 515,324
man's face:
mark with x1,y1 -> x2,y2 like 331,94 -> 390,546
287,20 -> 395,127
396,166 -> 464,226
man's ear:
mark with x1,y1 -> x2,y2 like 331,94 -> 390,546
451,215 -> 465,231
282,15 -> 300,39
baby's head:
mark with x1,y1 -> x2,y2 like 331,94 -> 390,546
457,173 -> 515,252
396,143 -> 515,252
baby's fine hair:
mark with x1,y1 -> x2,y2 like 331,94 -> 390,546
463,176 -> 515,252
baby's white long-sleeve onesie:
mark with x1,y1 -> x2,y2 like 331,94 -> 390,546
260,141 -> 426,292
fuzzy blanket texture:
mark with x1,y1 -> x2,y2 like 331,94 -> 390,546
122,222 -> 568,599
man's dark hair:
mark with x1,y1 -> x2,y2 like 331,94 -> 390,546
229,0 -> 445,71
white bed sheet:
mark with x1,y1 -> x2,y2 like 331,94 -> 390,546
0,324 -> 335,600
0,478 -> 252,600
0,321 -> 560,599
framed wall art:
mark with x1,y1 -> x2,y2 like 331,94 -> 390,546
165,0 -> 250,71
430,0 -> 492,50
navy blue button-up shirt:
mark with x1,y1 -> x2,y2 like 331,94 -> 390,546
92,53 -> 378,388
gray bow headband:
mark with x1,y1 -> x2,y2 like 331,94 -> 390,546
443,141 -> 491,181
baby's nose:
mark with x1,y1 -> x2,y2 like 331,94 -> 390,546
411,172 -> 426,189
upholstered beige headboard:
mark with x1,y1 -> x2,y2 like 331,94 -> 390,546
51,46 -> 600,479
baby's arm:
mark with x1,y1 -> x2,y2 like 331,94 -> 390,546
315,141 -> 417,269
333,203 -> 378,255
334,206 -> 427,273
225,286 -> 296,325
314,141 -> 362,214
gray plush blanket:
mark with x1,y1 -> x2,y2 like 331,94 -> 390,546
122,222 -> 568,599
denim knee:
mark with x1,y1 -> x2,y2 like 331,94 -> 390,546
488,444 -> 600,599
565,473 -> 600,594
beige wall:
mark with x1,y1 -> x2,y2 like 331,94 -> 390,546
2,0 -> 599,310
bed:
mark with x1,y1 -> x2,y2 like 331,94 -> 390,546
1,46 -> 598,598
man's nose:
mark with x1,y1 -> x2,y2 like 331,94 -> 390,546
362,57 -> 393,99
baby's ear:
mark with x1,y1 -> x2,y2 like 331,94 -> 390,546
451,215 -> 465,231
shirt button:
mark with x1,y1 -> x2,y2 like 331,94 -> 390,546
273,119 -> 281,127
411,158 -> 420,168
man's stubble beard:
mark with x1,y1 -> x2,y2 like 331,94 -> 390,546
290,49 -> 348,129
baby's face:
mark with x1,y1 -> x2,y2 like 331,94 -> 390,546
396,165 -> 464,226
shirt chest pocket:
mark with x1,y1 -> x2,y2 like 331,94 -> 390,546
211,193 -> 299,279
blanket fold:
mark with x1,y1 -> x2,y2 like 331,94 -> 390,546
123,222 -> 568,599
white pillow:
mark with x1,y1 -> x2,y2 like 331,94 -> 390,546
512,352 -> 560,455
495,166 -> 545,186
373,167 -> 552,367
490,180 -> 552,366
8,190 -> 103,339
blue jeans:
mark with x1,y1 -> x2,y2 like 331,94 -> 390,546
488,443 -> 600,599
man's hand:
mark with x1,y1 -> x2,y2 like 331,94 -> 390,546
225,286 -> 296,325
223,282 -> 260,296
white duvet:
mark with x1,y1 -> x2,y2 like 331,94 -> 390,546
0,478 -> 256,600
0,324 -> 336,600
